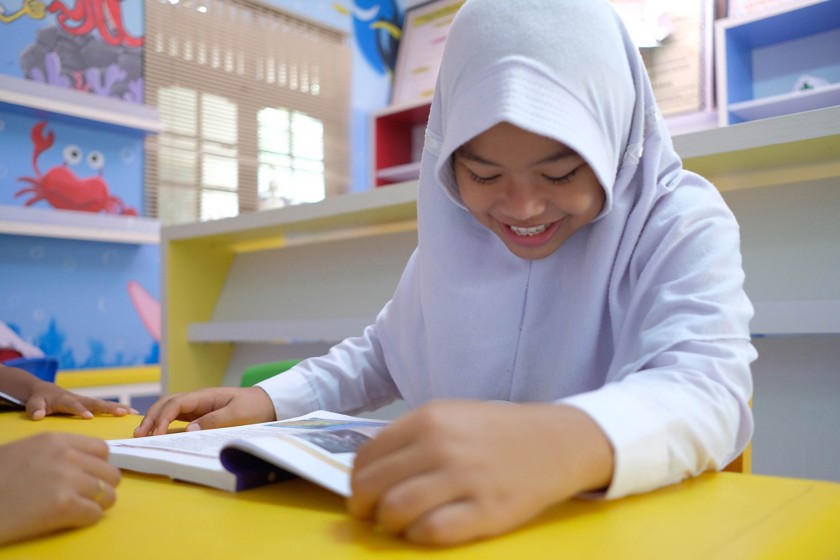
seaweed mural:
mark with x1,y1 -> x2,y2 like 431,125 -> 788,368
20,24 -> 143,101
7,0 -> 144,102
32,318 -> 158,369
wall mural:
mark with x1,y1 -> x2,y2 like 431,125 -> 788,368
0,0 -> 409,371
0,235 -> 160,370
334,0 -> 403,77
15,120 -> 138,215
2,0 -> 144,101
0,111 -> 143,212
0,1 -> 155,372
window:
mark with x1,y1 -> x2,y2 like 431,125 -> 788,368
257,107 -> 325,209
144,0 -> 351,225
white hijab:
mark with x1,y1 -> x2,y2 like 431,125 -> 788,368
370,0 -> 753,407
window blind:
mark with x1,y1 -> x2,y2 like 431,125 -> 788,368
144,0 -> 351,225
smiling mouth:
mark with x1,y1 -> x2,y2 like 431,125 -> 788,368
509,224 -> 548,236
500,218 -> 565,247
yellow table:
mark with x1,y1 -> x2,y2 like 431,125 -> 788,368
2,413 -> 839,559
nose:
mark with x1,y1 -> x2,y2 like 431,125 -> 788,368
502,180 -> 546,221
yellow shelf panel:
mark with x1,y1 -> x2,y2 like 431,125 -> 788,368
683,135 -> 840,191
164,239 -> 235,392
55,365 -> 160,388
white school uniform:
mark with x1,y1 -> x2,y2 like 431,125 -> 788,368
259,0 -> 756,499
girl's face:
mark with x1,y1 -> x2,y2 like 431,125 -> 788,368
453,122 -> 606,260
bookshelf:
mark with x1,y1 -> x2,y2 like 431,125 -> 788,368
715,0 -> 840,125
162,105 -> 840,392
371,101 -> 431,187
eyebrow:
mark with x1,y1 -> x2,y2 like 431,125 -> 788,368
455,146 -> 577,167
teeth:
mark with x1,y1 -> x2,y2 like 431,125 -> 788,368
510,224 -> 548,236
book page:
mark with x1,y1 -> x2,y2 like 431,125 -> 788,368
108,411 -> 388,493
0,390 -> 24,410
221,416 -> 387,496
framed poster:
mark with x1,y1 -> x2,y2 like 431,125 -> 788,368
635,0 -> 716,119
390,0 -> 465,107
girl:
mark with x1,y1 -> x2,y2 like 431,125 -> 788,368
135,0 -> 755,546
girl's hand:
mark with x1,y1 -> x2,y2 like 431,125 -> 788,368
133,386 -> 276,437
348,400 -> 614,546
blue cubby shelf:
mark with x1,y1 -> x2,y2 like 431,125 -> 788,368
715,0 -> 840,125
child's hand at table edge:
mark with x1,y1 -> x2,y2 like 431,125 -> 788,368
25,379 -> 138,420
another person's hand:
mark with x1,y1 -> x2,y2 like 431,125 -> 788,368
133,386 -> 276,437
348,400 -> 615,546
25,379 -> 136,420
0,432 -> 121,545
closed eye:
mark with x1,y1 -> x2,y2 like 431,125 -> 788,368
467,169 -> 501,185
544,167 -> 579,185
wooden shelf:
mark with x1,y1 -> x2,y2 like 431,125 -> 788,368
0,204 -> 159,245
0,74 -> 162,134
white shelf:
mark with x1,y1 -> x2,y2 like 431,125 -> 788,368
672,104 -> 840,158
0,204 -> 159,244
376,161 -> 422,184
674,105 -> 840,191
727,84 -> 840,123
0,74 -> 162,134
163,180 -> 418,245
752,300 -> 840,336
188,318 -> 376,344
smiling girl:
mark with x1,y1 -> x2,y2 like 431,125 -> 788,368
135,0 -> 756,546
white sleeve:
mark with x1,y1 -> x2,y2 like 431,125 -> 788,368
256,309 -> 400,420
563,338 -> 754,499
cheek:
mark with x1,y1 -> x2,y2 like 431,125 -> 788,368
568,173 -> 605,218
590,188 -> 606,216
455,178 -> 490,213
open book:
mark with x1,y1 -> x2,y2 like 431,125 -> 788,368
107,411 -> 389,494
0,390 -> 25,410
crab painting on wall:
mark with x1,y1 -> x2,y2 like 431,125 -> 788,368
0,112 -> 143,214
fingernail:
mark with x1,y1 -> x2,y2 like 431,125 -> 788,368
185,423 -> 200,432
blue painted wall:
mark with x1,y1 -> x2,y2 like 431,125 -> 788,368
0,1 -> 156,370
0,0 -> 424,370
